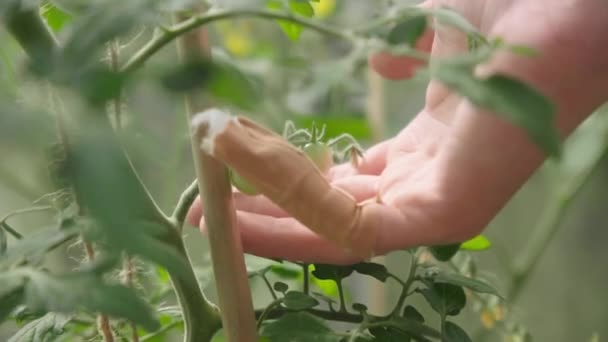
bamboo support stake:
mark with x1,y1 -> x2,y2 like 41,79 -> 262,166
177,18 -> 257,342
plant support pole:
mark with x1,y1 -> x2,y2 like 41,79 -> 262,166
176,15 -> 258,342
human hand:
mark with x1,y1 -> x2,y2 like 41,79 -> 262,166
188,0 -> 608,264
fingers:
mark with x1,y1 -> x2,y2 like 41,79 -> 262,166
186,174 -> 381,227
222,211 -> 363,265
186,192 -> 288,227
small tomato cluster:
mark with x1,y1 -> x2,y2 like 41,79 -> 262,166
230,120 -> 362,195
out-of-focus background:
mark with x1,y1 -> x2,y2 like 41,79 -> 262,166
1,0 -> 607,341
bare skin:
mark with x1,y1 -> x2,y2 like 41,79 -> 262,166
188,0 -> 608,264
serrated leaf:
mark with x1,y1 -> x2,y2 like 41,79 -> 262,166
429,244 -> 460,262
8,312 -> 70,342
387,15 -> 427,46
443,321 -> 472,342
460,235 -> 491,251
261,312 -> 341,342
353,262 -> 389,282
433,63 -> 560,157
425,270 -> 502,298
419,283 -> 466,317
282,291 -> 319,311
24,270 -> 160,331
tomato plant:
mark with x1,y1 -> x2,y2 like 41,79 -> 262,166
0,1 -> 602,342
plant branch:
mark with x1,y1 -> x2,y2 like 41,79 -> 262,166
164,235 -> 222,342
256,298 -> 282,330
336,279 -> 347,313
123,8 -> 355,72
509,144 -> 608,301
140,320 -> 183,342
171,180 -> 199,231
390,252 -> 418,317
256,307 -> 363,323
261,273 -> 278,301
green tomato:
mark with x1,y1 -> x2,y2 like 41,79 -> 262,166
303,143 -> 333,173
229,169 -> 259,196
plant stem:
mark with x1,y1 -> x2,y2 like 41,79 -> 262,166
171,180 -> 199,231
0,206 -> 54,224
261,273 -> 278,301
83,240 -> 115,342
390,252 -> 418,317
165,235 -> 222,342
140,320 -> 183,342
509,145 -> 608,301
302,264 -> 310,295
123,8 -> 354,72
336,279 -> 347,313
177,10 -> 257,342
256,299 -> 282,330
256,307 -> 363,323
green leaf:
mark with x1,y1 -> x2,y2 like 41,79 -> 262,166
261,312 -> 341,342
429,244 -> 460,262
353,262 -> 389,282
266,0 -> 314,41
389,316 -> 440,340
270,263 -> 302,279
433,63 -> 560,157
289,0 -> 314,17
311,264 -> 353,282
40,1 -> 72,32
0,273 -> 25,322
402,305 -> 424,323
67,124 -> 192,279
162,59 -> 261,111
387,15 -> 427,46
8,312 -> 70,342
0,224 -> 79,269
282,291 -> 319,311
24,270 -> 160,331
423,269 -> 502,298
419,283 -> 466,317
443,321 -> 472,342
460,235 -> 491,251
274,281 -> 289,294
426,7 -> 483,40
368,326 -> 412,342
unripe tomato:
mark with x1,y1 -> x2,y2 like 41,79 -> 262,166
229,169 -> 259,196
303,143 -> 333,173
